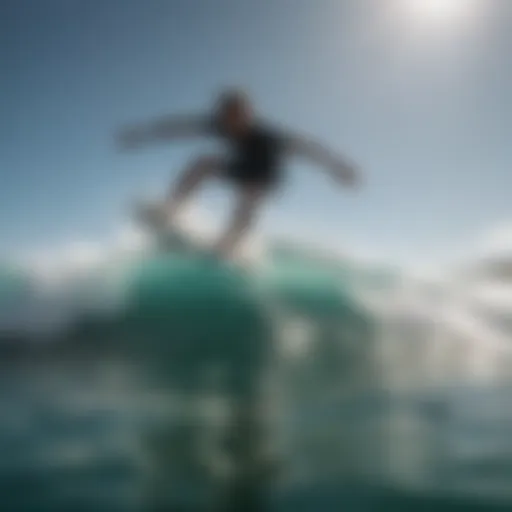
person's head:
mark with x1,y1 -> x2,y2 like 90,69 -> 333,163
214,88 -> 253,136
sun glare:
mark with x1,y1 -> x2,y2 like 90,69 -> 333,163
387,0 -> 485,44
399,0 -> 480,28
411,0 -> 467,20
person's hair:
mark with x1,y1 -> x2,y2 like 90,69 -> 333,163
214,88 -> 251,115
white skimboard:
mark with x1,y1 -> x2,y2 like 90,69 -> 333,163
130,199 -> 258,269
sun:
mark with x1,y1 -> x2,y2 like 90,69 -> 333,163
411,0 -> 467,19
395,0 -> 483,33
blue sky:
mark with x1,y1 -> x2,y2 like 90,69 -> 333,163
1,0 -> 511,265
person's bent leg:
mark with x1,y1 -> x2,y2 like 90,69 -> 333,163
165,154 -> 222,221
215,185 -> 266,258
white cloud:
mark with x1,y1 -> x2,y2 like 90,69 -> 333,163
111,224 -> 148,253
475,223 -> 512,260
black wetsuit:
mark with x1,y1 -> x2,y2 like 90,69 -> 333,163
212,120 -> 286,191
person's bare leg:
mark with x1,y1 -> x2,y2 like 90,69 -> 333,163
214,186 -> 266,258
164,155 -> 221,222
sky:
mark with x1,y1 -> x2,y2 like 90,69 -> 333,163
1,0 -> 512,267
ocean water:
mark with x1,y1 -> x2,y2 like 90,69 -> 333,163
1,364 -> 512,511
1,237 -> 512,511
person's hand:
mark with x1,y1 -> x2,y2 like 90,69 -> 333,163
116,125 -> 147,151
334,164 -> 362,189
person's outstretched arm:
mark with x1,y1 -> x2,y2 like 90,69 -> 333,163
116,114 -> 209,150
284,132 -> 362,188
